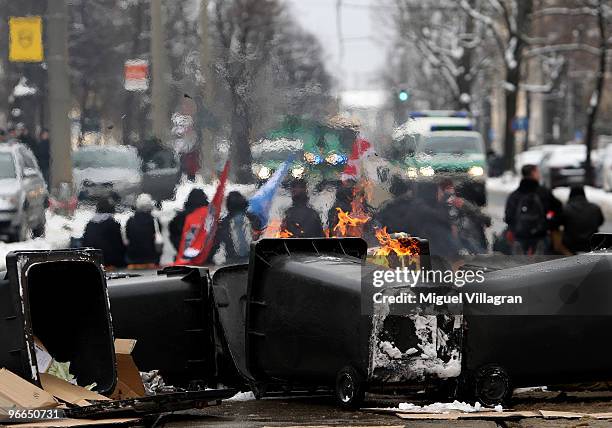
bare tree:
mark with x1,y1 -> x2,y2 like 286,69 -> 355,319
583,0 -> 608,185
211,0 -> 282,183
381,0 -> 493,112
459,0 -> 534,171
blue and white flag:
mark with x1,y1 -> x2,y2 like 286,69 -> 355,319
248,156 -> 293,228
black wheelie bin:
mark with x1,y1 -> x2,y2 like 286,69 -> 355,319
212,237 -> 463,408
0,249 -> 117,395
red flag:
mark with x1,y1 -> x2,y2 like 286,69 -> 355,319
342,138 -> 372,182
174,161 -> 231,266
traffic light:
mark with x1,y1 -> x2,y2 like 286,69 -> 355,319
398,89 -> 410,103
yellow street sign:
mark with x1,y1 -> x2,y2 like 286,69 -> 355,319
9,16 -> 44,62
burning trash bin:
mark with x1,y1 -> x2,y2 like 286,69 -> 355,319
212,237 -> 463,408
0,249 -> 117,395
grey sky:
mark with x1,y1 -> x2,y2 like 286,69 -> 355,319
285,0 -> 386,91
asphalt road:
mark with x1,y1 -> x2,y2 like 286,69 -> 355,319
154,391 -> 612,427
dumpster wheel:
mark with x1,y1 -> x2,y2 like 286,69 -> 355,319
335,366 -> 365,409
473,364 -> 512,407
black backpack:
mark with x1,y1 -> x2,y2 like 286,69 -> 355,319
514,192 -> 547,238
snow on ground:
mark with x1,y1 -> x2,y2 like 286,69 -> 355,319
373,400 -> 502,414
227,391 -> 256,401
0,206 -> 134,271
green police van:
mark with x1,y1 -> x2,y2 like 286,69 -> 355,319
389,113 -> 488,205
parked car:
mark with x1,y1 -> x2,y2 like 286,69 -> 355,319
141,148 -> 181,203
0,144 -> 48,242
73,145 -> 142,206
540,144 -> 586,188
600,145 -> 612,192
514,144 -> 563,172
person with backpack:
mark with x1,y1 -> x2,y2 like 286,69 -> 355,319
504,164 -> 563,255
125,194 -> 163,267
561,186 -> 604,254
211,191 -> 259,264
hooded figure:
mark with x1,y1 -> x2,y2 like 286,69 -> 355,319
125,193 -> 162,265
212,191 -> 259,264
281,180 -> 324,238
411,180 -> 461,262
169,188 -> 209,251
562,186 -> 604,254
505,164 -> 562,255
82,198 -> 126,268
374,176 -> 416,234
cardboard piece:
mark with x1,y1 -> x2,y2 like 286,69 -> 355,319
110,339 -> 146,400
6,418 -> 140,428
396,412 -> 461,420
458,411 -> 541,419
39,374 -> 109,407
589,413 -> 612,419
539,410 -> 585,419
0,369 -> 58,409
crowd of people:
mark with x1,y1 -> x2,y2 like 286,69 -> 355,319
80,165 -> 605,270
0,124 -> 50,183
502,164 -> 603,256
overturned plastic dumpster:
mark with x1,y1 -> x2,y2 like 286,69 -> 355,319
211,236 -> 612,408
0,249 -> 234,422
211,238 -> 463,408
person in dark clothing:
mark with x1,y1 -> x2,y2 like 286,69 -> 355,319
37,129 -> 50,184
169,188 -> 209,251
441,179 -> 491,254
374,176 -> 416,234
562,186 -> 604,254
82,198 -> 126,268
125,194 -> 162,265
212,191 -> 259,264
411,180 -> 462,263
281,179 -> 324,238
18,125 -> 37,155
504,164 -> 563,255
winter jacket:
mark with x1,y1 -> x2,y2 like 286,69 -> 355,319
169,211 -> 188,251
126,211 -> 161,265
505,179 -> 563,239
374,196 -> 418,235
562,196 -> 604,253
212,212 -> 258,264
82,214 -> 126,268
411,197 -> 460,260
281,203 -> 324,238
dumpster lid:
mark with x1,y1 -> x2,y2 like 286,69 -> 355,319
64,388 -> 237,419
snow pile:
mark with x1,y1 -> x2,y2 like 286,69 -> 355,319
397,400 -> 486,413
371,400 -> 503,414
379,341 -> 403,359
227,391 -> 256,401
0,208 -> 135,271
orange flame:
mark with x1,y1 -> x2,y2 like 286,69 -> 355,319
333,207 -> 370,237
276,228 -> 294,238
374,227 -> 420,256
263,218 -> 294,238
